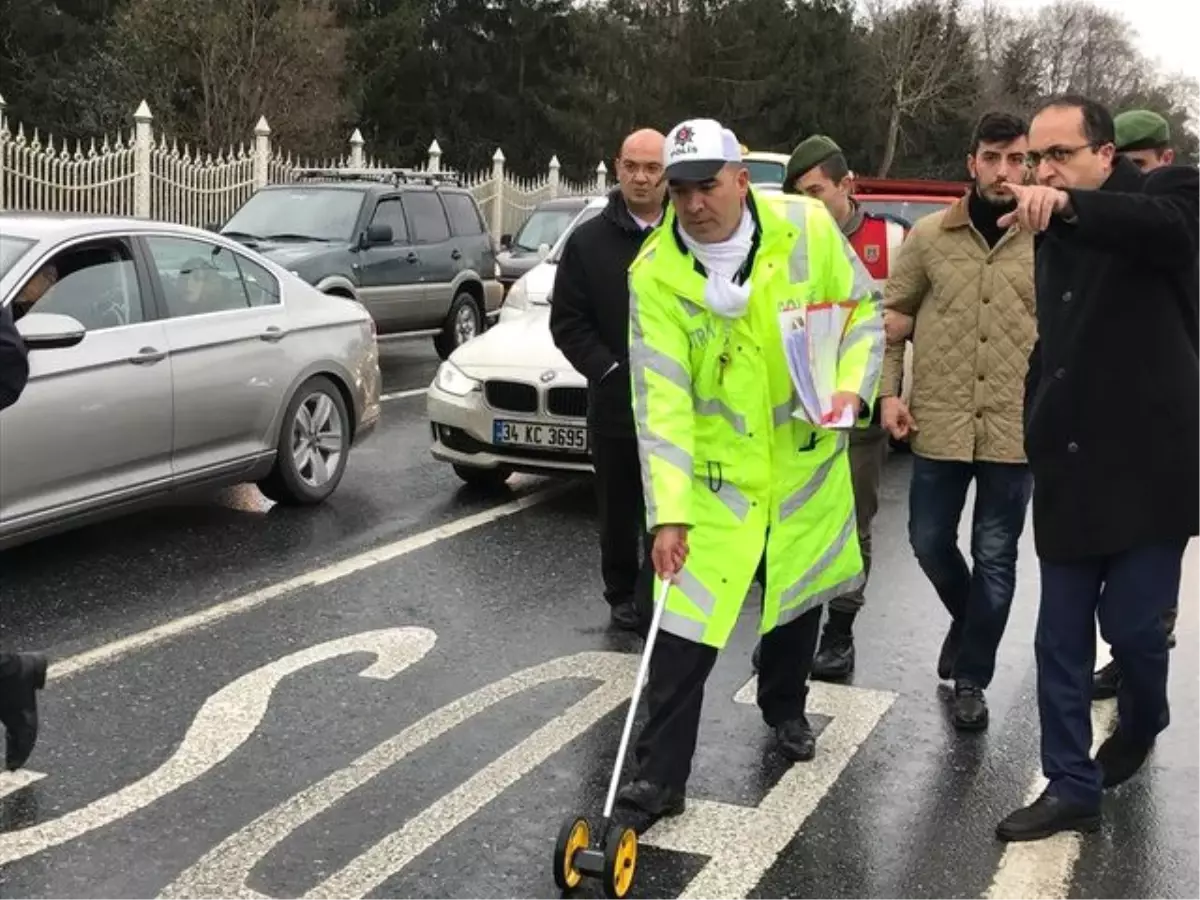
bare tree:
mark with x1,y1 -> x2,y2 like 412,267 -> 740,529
862,0 -> 978,177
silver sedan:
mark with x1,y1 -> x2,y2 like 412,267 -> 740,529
0,213 -> 382,549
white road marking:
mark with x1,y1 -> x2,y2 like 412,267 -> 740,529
47,485 -> 566,683
0,629 -> 435,868
648,677 -> 896,899
985,701 -> 1114,900
380,387 -> 427,402
0,769 -> 47,799
162,649 -> 641,899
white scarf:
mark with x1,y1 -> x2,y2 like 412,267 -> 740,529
679,206 -> 754,319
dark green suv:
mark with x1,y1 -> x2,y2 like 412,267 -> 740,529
220,169 -> 503,358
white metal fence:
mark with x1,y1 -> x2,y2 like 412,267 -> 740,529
0,96 -> 611,240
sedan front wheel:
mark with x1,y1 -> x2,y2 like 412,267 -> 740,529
259,375 -> 351,505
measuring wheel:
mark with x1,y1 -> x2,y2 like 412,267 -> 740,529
602,823 -> 638,898
553,815 -> 591,892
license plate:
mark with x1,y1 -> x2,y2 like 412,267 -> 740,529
492,419 -> 589,453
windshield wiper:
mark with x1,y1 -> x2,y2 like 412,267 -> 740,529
221,230 -> 262,241
264,233 -> 330,242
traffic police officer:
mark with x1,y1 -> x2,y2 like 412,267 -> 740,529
616,118 -> 883,816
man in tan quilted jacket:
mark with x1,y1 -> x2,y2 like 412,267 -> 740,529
879,111 -> 1037,731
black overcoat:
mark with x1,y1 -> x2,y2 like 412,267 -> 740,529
1024,158 -> 1199,562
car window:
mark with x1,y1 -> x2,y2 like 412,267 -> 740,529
403,192 -> 451,243
547,206 -> 604,263
859,199 -> 947,224
441,193 -> 485,237
222,187 -> 363,243
0,235 -> 35,281
145,236 -> 253,317
371,198 -> 409,243
233,254 -> 281,307
512,207 -> 580,251
12,239 -> 144,330
745,160 -> 786,185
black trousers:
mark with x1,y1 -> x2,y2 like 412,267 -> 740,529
632,558 -> 824,790
592,432 -> 654,618
1037,540 -> 1184,807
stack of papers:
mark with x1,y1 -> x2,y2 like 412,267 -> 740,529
780,302 -> 858,428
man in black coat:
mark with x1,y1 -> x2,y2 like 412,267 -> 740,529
0,299 -> 49,771
994,95 -> 1199,842
550,128 -> 667,632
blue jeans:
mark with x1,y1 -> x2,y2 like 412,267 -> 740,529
1037,541 -> 1184,808
908,456 -> 1033,688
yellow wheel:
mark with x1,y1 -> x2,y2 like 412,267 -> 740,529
602,824 -> 638,898
553,816 -> 590,892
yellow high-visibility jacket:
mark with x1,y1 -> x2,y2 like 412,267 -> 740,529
629,189 -> 884,648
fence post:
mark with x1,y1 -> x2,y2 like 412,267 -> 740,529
596,160 -> 607,192
133,100 -> 153,218
349,129 -> 364,168
548,155 -> 560,199
490,147 -> 506,242
428,139 -> 442,173
253,116 -> 270,188
0,93 -> 6,211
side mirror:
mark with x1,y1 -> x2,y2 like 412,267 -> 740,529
16,311 -> 87,350
362,223 -> 393,247
536,242 -> 551,260
500,233 -> 513,250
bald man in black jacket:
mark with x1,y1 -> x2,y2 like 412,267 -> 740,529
0,299 -> 48,771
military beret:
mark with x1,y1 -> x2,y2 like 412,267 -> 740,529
1114,110 -> 1170,152
784,135 -> 843,193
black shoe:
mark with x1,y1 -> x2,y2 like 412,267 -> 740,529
1096,729 -> 1155,789
775,717 -> 816,762
812,609 -> 856,681
996,790 -> 1101,842
609,601 -> 642,632
937,620 -> 962,681
615,779 -> 685,816
0,653 -> 47,771
1092,659 -> 1121,701
953,681 -> 988,731
751,640 -> 761,672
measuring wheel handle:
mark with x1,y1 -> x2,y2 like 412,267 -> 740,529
553,816 -> 591,892
602,822 -> 638,899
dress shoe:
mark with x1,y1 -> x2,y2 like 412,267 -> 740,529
937,620 -> 962,681
751,640 -> 761,672
996,789 -> 1101,842
812,609 -> 856,681
953,681 -> 988,731
615,779 -> 685,816
609,601 -> 642,632
775,717 -> 816,761
1092,660 -> 1121,700
0,653 -> 48,771
1096,729 -> 1155,788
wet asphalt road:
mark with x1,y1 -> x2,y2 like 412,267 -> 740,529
0,337 -> 1196,899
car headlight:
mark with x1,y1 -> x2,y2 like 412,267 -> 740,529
505,277 -> 530,313
434,361 -> 481,397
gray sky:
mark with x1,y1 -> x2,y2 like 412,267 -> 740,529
994,0 -> 1198,81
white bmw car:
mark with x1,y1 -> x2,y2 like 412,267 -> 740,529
427,197 -> 606,486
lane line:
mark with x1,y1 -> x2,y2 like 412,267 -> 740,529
47,484 -> 568,684
380,387 -> 428,402
0,769 -> 47,799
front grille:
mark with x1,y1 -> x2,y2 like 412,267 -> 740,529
546,387 -> 587,418
484,380 -> 538,413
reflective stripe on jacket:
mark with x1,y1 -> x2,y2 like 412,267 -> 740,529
628,189 -> 884,649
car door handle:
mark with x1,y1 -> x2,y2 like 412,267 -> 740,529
406,251 -> 419,264
129,347 -> 166,365
450,248 -> 462,260
260,326 -> 287,343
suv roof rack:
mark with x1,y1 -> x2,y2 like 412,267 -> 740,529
291,167 -> 463,187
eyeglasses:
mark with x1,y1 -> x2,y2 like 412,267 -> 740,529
618,159 -> 664,177
1024,143 -> 1099,167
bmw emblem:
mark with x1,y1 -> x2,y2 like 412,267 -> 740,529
539,369 -> 557,384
